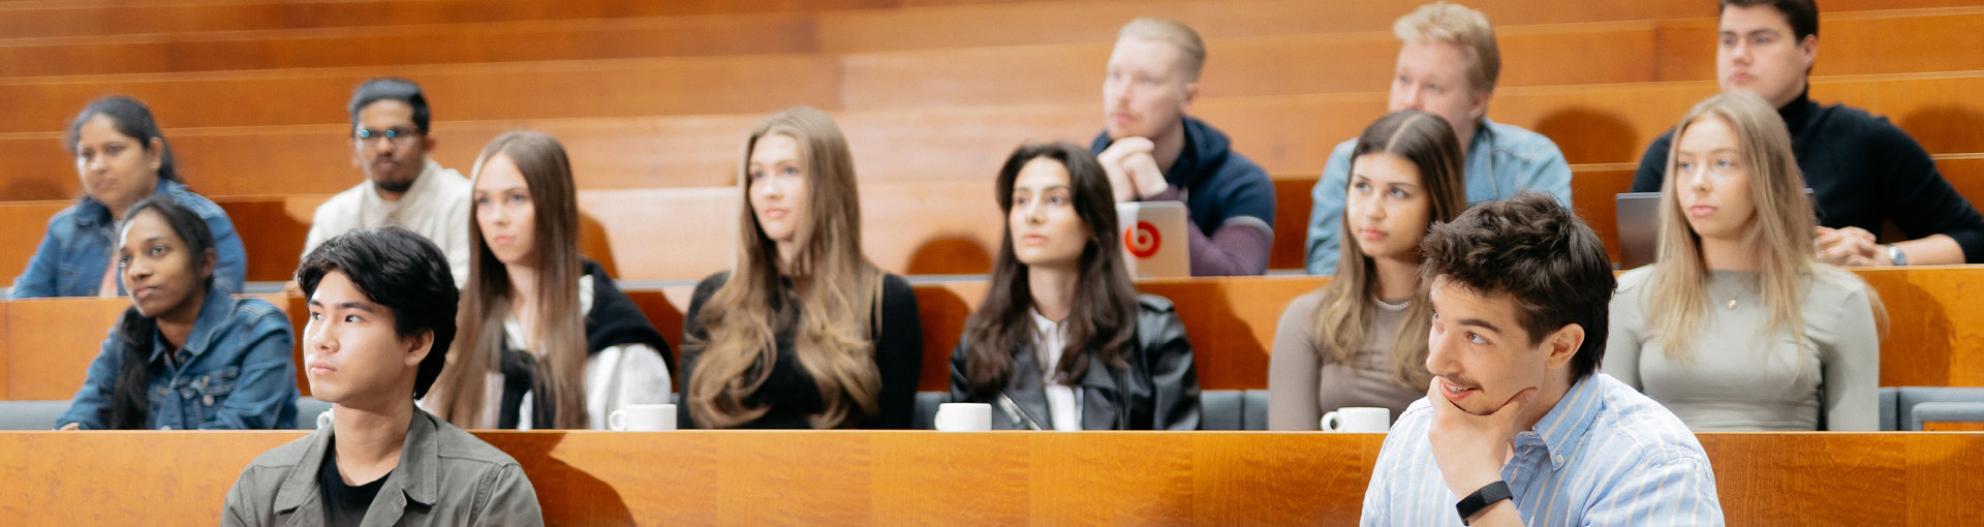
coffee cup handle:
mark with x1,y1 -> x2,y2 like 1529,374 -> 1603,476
609,409 -> 626,431
1321,411 -> 1340,432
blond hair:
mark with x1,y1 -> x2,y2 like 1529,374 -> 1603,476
1118,17 -> 1207,81
1646,92 -> 1886,361
686,107 -> 887,429
1393,2 -> 1501,93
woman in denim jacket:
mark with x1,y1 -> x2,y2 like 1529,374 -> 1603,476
10,95 -> 247,298
57,197 -> 297,430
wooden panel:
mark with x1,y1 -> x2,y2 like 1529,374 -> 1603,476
0,0 -> 890,39
0,201 -> 66,282
841,21 -> 1660,111
3,298 -> 127,399
1654,8 -> 1984,82
0,54 -> 840,134
3,72 -> 1981,202
0,14 -> 820,77
0,431 -> 1976,525
1699,432 -> 1984,526
1140,276 -> 1325,391
815,0 -> 1978,53
2,294 -> 290,400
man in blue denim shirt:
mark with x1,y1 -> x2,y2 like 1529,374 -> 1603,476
56,198 -> 295,430
1305,3 -> 1571,275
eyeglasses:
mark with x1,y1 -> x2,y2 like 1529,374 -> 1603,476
353,127 -> 423,145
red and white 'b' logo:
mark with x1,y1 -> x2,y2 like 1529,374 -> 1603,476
1124,221 -> 1162,258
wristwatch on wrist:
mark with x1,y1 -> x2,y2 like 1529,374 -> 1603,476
1456,480 -> 1512,525
1887,244 -> 1908,266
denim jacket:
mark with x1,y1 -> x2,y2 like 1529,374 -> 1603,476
56,283 -> 298,429
10,179 -> 248,298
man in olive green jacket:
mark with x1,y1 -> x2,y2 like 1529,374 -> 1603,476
222,228 -> 541,526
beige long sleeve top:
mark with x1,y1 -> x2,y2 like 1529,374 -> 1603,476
1604,267 -> 1880,431
1267,289 -> 1424,430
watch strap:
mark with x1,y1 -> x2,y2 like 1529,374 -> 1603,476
1456,480 -> 1513,525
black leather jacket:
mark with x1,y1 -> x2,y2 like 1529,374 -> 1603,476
948,294 -> 1201,430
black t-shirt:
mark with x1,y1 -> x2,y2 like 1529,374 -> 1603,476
317,439 -> 391,527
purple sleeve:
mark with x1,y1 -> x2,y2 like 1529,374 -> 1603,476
1144,187 -> 1271,276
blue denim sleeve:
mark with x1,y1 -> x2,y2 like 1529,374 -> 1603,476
197,302 -> 298,430
10,215 -> 67,298
1518,136 -> 1573,207
1305,142 -> 1354,275
200,205 -> 249,294
57,329 -> 126,429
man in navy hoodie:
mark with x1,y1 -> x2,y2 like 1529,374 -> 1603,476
1090,17 -> 1276,276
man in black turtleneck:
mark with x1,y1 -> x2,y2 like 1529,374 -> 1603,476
1631,0 -> 1984,266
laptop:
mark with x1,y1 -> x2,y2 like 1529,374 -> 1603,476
1116,201 -> 1191,278
1615,189 -> 1817,269
1614,192 -> 1663,269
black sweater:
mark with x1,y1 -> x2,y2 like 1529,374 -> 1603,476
677,271 -> 923,429
1631,90 -> 1984,262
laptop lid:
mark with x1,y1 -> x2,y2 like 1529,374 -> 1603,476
1116,201 -> 1191,278
1615,188 -> 1817,269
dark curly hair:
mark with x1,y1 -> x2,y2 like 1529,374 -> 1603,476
1418,193 -> 1615,380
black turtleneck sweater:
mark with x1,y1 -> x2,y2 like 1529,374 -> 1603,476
1630,89 -> 1984,262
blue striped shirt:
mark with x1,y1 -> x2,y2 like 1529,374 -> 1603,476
1360,374 -> 1724,526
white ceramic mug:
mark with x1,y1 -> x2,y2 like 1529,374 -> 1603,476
608,403 -> 677,431
934,402 -> 992,432
1321,407 -> 1391,433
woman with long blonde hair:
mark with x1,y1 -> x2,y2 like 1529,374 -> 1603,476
425,131 -> 672,429
679,107 -> 922,429
1605,92 -> 1883,431
1267,110 -> 1467,430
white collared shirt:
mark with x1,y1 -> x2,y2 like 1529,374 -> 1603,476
1030,309 -> 1083,431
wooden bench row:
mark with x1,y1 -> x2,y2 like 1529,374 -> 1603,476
0,430 -> 1976,525
0,0 -> 1964,47
0,156 -> 1977,284
1,17 -> 1980,136
2,71 -> 1981,202
6,6 -> 1979,89
6,267 -> 1982,401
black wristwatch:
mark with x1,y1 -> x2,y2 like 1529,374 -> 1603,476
1456,480 -> 1512,525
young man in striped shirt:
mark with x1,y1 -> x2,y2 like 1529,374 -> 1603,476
1361,193 -> 1724,526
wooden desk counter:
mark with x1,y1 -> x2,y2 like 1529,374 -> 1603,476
0,431 -> 1977,525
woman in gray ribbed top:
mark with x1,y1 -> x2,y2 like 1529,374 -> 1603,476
1268,111 -> 1469,430
1603,93 -> 1883,431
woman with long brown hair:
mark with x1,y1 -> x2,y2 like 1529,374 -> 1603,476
1605,92 -> 1882,431
425,131 -> 672,429
1267,110 -> 1468,430
679,107 -> 922,429
949,142 -> 1200,430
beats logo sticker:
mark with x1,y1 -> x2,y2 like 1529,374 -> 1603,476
1124,221 -> 1161,258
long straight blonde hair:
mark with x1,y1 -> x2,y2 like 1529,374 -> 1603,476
428,131 -> 588,429
1646,92 -> 1882,359
686,107 -> 886,429
1310,110 -> 1467,389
